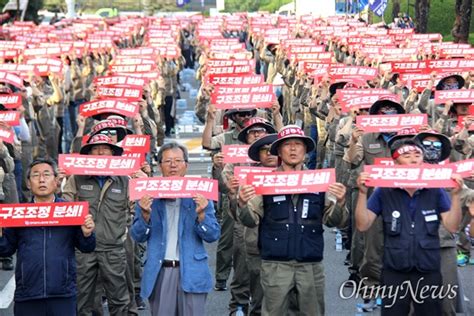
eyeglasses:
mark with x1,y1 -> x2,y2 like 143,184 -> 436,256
30,172 -> 54,180
259,146 -> 271,154
247,127 -> 267,135
161,159 -> 186,166
100,129 -> 117,136
236,111 -> 254,118
422,140 -> 442,149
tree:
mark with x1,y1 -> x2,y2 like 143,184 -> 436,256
414,0 -> 430,33
451,0 -> 472,43
392,0 -> 400,21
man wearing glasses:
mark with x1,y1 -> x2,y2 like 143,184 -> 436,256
131,142 -> 220,315
0,158 -> 95,315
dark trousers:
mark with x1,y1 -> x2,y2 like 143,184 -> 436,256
381,268 -> 442,316
164,96 -> 174,135
14,297 -> 76,316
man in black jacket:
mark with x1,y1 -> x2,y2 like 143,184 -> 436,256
0,158 -> 96,316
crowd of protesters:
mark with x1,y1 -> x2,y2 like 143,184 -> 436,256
0,8 -> 472,316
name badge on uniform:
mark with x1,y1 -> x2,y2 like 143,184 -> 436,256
80,185 -> 93,191
273,195 -> 286,203
368,143 -> 381,149
302,199 -> 309,219
425,214 -> 438,222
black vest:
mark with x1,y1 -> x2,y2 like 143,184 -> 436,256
260,192 -> 325,262
379,188 -> 442,273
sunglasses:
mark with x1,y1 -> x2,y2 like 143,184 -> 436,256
422,140 -> 442,149
236,111 -> 254,118
100,129 -> 117,136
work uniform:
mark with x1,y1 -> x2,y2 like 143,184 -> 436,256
239,166 -> 348,316
62,175 -> 131,316
368,187 -> 451,315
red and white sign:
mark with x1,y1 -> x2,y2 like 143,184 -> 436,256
234,166 -> 273,185
363,165 -> 456,188
207,65 -> 252,75
0,127 -> 14,143
0,202 -> 89,227
210,51 -> 253,60
247,169 -> 335,195
59,154 -> 141,176
449,159 -> 474,178
79,99 -> 139,118
0,72 -> 24,89
330,66 -> 378,80
293,52 -> 333,61
356,114 -> 427,133
214,84 -> 272,95
222,145 -> 255,164
94,75 -> 147,87
0,93 -> 22,109
434,90 -> 474,104
207,59 -> 255,68
212,90 -> 275,110
110,64 -> 156,73
207,74 -> 264,86
0,111 -> 20,126
129,177 -> 218,201
339,94 -> 400,112
373,158 -> 448,166
96,86 -> 143,101
118,47 -> 157,57
121,135 -> 150,153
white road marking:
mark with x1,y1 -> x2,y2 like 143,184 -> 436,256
0,275 -> 15,309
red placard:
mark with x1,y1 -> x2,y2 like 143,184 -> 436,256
434,90 -> 474,104
222,145 -> 255,164
391,61 -> 428,74
339,94 -> 400,112
59,154 -> 141,176
214,84 -> 272,94
448,159 -> 474,178
94,75 -> 147,87
110,64 -> 156,73
234,166 -> 274,185
96,86 -> 143,101
0,93 -> 22,109
207,65 -> 253,75
212,91 -> 275,110
210,51 -> 253,60
129,177 -> 218,201
207,59 -> 255,68
293,52 -> 333,61
118,47 -> 157,57
206,74 -> 264,86
0,71 -> 24,89
427,59 -> 474,73
121,135 -> 150,153
111,58 -> 155,66
363,165 -> 456,188
247,169 -> 335,195
0,111 -> 20,126
329,66 -> 378,80
0,127 -> 15,143
79,99 -> 139,118
0,202 -> 89,227
356,114 -> 427,133
288,45 -> 325,54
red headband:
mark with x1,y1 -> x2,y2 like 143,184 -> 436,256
392,145 -> 423,160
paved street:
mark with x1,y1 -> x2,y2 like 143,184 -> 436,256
1,68 -> 473,316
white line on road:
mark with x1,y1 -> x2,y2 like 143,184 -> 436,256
0,275 -> 15,309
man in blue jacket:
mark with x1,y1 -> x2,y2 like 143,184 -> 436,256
131,142 -> 220,316
0,158 -> 96,316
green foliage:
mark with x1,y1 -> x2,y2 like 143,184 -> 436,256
224,0 -> 293,13
375,0 -> 474,41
